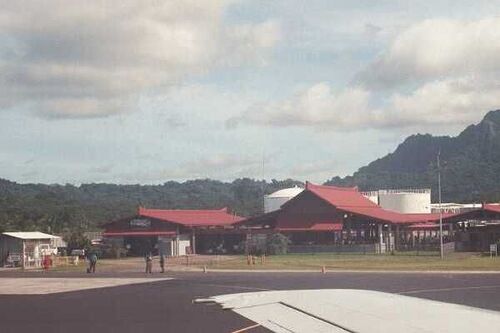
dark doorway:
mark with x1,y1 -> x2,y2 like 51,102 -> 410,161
124,236 -> 158,256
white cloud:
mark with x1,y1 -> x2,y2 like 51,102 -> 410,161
228,83 -> 372,129
183,154 -> 259,178
222,20 -> 281,67
0,1 -> 280,118
231,17 -> 500,131
381,77 -> 500,127
358,17 -> 500,88
113,154 -> 262,183
354,17 -> 500,127
288,160 -> 338,182
88,164 -> 114,174
229,78 -> 500,130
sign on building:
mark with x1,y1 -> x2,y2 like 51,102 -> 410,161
129,219 -> 151,228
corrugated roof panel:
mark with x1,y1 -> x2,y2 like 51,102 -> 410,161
137,207 -> 244,226
2,232 -> 60,240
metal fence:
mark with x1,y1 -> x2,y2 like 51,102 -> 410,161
288,242 -> 455,256
289,244 -> 377,254
395,242 -> 455,255
2,253 -> 79,268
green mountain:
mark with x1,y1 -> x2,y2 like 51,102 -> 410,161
325,110 -> 500,203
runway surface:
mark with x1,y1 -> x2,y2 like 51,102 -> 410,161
1,270 -> 500,332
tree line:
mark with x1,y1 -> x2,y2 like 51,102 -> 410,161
0,178 -> 302,233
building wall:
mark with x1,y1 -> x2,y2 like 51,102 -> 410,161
177,235 -> 191,256
277,192 -> 339,228
156,234 -> 191,256
104,216 -> 179,233
157,237 -> 172,256
0,236 -> 22,265
104,216 -> 183,256
51,237 -> 67,248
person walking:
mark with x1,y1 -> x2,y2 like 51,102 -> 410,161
159,254 -> 165,273
88,252 -> 97,273
42,255 -> 52,271
145,253 -> 153,274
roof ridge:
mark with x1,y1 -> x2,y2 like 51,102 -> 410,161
337,204 -> 383,208
140,208 -> 228,213
306,181 -> 358,191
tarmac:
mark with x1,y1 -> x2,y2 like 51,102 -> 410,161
1,268 -> 500,332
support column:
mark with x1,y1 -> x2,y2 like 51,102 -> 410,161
395,225 -> 400,251
377,224 -> 384,254
22,240 -> 26,270
388,224 -> 393,252
349,226 -> 353,243
191,230 -> 196,255
175,235 -> 179,256
245,232 -> 250,255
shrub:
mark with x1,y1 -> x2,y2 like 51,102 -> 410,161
64,231 -> 91,253
266,233 -> 290,255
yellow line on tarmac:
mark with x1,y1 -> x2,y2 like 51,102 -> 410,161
229,323 -> 261,333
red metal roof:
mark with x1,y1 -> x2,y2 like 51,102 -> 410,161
235,183 -> 475,229
484,204 -> 500,214
306,182 -> 379,208
305,182 -> 449,225
435,203 -> 500,223
103,231 -> 177,237
396,213 -> 455,224
137,207 -> 243,227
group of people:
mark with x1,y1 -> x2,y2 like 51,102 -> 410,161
145,253 -> 166,274
85,252 -> 166,274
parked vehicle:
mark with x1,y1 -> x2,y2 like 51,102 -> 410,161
70,249 -> 86,258
39,244 -> 58,256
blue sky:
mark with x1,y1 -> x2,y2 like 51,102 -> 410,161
1,0 -> 500,184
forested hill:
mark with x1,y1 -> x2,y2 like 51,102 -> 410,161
326,110 -> 500,203
0,178 -> 302,233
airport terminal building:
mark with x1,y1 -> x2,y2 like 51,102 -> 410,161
102,183 -> 500,256
238,182 -> 451,254
239,183 -> 500,253
102,207 -> 243,256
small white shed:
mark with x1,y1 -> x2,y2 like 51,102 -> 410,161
0,232 -> 61,268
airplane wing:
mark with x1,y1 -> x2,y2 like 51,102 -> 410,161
195,289 -> 500,333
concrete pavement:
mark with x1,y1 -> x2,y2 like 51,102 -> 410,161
1,270 -> 500,332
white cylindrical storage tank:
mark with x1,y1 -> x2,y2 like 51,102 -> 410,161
361,191 -> 379,205
378,190 -> 431,214
264,186 -> 304,213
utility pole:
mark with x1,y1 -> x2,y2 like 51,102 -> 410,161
437,152 -> 444,259
261,149 -> 265,214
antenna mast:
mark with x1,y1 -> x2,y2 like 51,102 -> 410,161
438,151 -> 444,259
